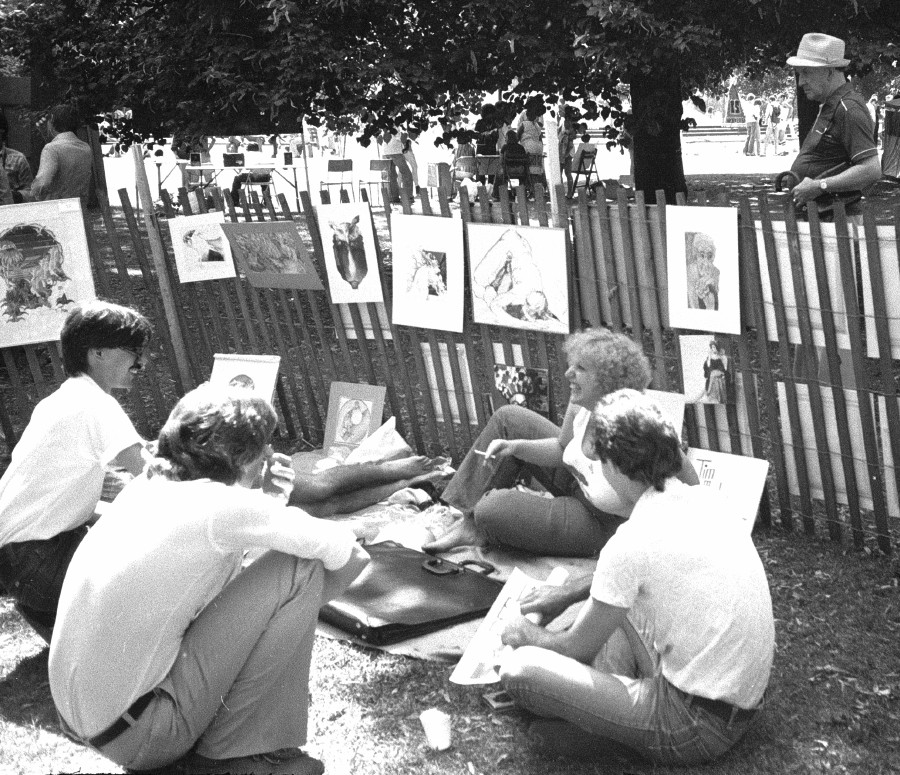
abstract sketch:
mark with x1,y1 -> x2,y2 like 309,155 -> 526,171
493,364 -> 550,416
667,206 -> 740,335
209,353 -> 281,402
323,381 -> 387,452
0,198 -> 95,347
167,212 -> 236,283
391,213 -> 464,332
315,203 -> 383,304
467,223 -> 569,334
223,221 -> 323,290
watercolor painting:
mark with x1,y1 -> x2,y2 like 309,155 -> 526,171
467,223 -> 569,334
167,211 -> 236,283
315,203 -> 383,304
0,198 -> 95,347
390,213 -> 465,333
222,221 -> 323,290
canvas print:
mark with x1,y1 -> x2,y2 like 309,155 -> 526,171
493,364 -> 549,416
679,335 -> 734,405
467,223 -> 569,334
0,198 -> 95,347
222,221 -> 323,290
667,206 -> 740,335
323,381 -> 387,452
167,211 -> 236,283
315,203 -> 384,304
391,213 -> 465,332
209,353 -> 281,402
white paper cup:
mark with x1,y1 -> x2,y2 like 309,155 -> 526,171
419,708 -> 452,750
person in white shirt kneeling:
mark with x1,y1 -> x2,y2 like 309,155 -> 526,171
499,388 -> 774,765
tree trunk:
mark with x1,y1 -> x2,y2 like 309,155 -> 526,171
629,68 -> 687,204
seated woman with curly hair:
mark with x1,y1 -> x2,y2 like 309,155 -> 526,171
424,328 -> 698,557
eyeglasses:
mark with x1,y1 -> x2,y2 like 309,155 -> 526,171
117,346 -> 145,370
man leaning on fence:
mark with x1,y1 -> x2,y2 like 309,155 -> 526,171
787,33 -> 881,219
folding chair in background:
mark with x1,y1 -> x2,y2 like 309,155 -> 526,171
569,148 -> 599,197
320,158 -> 355,201
359,159 -> 393,204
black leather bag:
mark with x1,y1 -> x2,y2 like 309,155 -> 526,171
319,541 -> 502,645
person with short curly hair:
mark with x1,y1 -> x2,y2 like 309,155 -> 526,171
424,328 -> 696,557
49,385 -> 369,775
499,389 -> 774,765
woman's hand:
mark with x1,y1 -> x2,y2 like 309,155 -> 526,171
500,614 -> 543,649
481,438 -> 518,465
262,452 -> 295,504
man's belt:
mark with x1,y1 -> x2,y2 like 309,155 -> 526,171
685,693 -> 759,725
88,690 -> 155,749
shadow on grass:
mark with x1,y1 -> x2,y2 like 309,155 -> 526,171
0,644 -> 61,732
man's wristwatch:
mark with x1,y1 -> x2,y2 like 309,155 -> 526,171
819,179 -> 829,192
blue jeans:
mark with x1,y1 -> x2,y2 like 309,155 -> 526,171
441,405 -> 621,557
499,612 -> 761,764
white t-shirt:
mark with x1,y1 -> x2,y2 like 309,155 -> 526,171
49,476 -> 357,737
590,479 -> 774,708
0,375 -> 142,547
382,133 -> 403,155
562,407 -> 630,516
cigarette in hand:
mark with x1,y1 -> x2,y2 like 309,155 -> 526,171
473,449 -> 493,459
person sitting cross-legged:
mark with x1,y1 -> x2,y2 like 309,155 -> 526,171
49,385 -> 369,775
499,389 -> 774,765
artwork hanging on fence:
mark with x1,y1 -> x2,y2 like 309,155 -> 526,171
666,206 -> 740,335
315,203 -> 383,304
167,211 -> 236,283
222,221 -> 323,290
755,220 -> 849,349
492,364 -> 550,416
323,381 -> 387,453
209,353 -> 282,402
390,213 -> 464,332
467,223 -> 569,334
679,335 -> 735,404
685,447 -> 769,532
0,198 -> 94,347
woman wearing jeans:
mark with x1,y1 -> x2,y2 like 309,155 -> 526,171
424,329 -> 697,557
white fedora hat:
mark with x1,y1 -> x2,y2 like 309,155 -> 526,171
786,33 -> 850,67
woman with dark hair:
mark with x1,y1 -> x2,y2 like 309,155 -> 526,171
702,341 -> 729,404
0,301 -> 151,639
49,384 -> 368,775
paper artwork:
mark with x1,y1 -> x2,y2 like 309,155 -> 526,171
390,213 -> 464,332
0,198 -> 95,347
323,381 -> 387,455
315,203 -> 383,304
209,353 -> 281,402
685,448 -> 769,532
492,364 -> 549,416
222,221 -> 323,290
679,335 -> 734,405
167,211 -> 236,283
467,223 -> 569,334
666,205 -> 740,334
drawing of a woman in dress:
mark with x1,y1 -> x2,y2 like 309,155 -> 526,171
701,340 -> 729,404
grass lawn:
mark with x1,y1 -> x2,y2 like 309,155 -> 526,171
1,525 -> 898,775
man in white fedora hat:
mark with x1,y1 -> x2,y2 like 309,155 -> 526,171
786,32 -> 880,217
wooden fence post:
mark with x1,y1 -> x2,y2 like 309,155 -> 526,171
131,145 -> 193,390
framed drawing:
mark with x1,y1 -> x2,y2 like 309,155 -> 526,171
467,223 -> 569,335
390,213 -> 465,332
323,381 -> 387,452
222,221 -> 323,290
679,335 -> 735,405
167,211 -> 236,283
666,205 -> 740,335
209,353 -> 281,402
0,198 -> 95,347
315,203 -> 384,304
492,364 -> 550,416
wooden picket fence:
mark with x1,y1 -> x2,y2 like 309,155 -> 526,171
1,178 -> 898,556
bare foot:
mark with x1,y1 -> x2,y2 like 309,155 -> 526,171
422,515 -> 486,554
382,455 -> 431,479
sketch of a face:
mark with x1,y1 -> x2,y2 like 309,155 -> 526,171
685,232 -> 720,311
336,398 -> 371,444
0,225 -> 69,323
228,374 -> 255,390
183,227 -> 225,262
